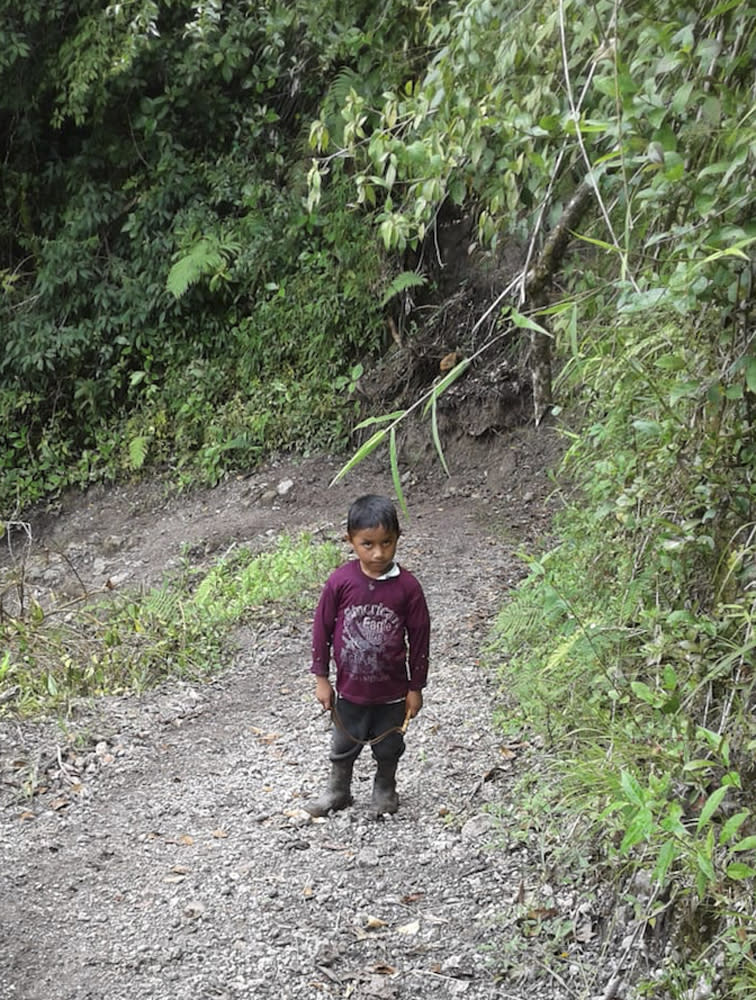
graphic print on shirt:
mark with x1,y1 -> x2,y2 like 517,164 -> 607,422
341,603 -> 402,683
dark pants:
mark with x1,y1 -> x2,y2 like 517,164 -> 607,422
329,697 -> 406,764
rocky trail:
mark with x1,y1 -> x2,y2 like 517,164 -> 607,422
0,431 -> 610,1000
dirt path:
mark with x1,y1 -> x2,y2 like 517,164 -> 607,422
0,433 -> 573,1000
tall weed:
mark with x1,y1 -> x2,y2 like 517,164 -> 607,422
491,313 -> 756,993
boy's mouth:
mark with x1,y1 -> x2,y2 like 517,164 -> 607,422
364,559 -> 389,575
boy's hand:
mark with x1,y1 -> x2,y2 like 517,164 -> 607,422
406,689 -> 423,718
315,675 -> 334,711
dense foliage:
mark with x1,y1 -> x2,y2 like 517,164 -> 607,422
0,0 -> 437,506
2,0 -> 755,995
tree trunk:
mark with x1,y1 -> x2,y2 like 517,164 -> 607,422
524,179 -> 593,424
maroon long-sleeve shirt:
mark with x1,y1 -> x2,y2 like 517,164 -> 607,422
310,559 -> 430,705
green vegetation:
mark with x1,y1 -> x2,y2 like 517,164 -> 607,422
1,533 -> 340,716
0,1 -> 435,509
1,0 -> 755,994
492,307 -> 756,993
308,0 -> 755,992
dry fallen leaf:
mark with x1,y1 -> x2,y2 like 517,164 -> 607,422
250,727 -> 280,744
364,915 -> 387,930
396,920 -> 420,936
211,828 -> 228,839
179,834 -> 194,846
526,906 -> 559,921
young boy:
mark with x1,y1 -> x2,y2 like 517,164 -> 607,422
306,494 -> 430,818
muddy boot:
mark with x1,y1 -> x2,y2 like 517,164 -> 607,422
370,760 -> 399,817
305,759 -> 354,817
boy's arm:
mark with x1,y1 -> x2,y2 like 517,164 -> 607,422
406,689 -> 423,718
315,674 -> 334,711
406,580 -> 431,693
311,579 -> 337,708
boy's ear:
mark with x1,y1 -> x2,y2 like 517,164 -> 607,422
343,532 -> 351,543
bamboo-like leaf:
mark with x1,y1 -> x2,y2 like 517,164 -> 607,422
700,236 -> 755,264
653,840 -> 679,885
620,806 -> 653,853
510,308 -> 551,336
536,299 -> 577,316
329,429 -> 387,486
570,231 -> 622,253
353,410 -> 406,432
726,862 -> 756,880
389,427 -> 407,516
430,394 -> 450,476
696,844 -> 716,883
620,770 -> 644,808
731,834 -> 756,852
697,785 -> 728,832
718,814 -> 750,846
422,357 -> 470,417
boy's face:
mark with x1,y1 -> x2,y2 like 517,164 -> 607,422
348,524 -> 399,579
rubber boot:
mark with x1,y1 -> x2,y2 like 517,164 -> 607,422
305,759 -> 354,817
370,760 -> 399,817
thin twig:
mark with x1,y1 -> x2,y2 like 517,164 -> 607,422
56,745 -> 79,786
558,0 -> 639,292
531,956 -> 582,999
4,520 -> 32,564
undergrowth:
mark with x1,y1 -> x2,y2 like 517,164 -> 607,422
490,313 -> 756,997
0,533 -> 341,717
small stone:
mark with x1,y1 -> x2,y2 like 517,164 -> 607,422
357,847 -> 380,867
102,534 -> 126,554
461,814 -> 497,841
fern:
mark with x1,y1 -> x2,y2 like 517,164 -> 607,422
380,271 -> 427,307
128,435 -> 149,470
327,67 -> 362,108
166,238 -> 224,299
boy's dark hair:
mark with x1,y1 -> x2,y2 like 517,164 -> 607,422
347,494 -> 401,537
